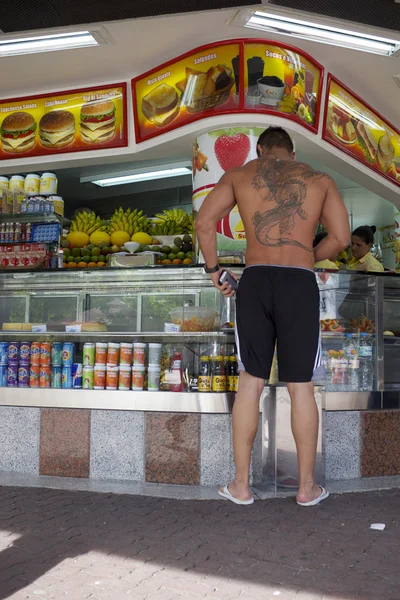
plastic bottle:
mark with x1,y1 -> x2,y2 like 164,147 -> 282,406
343,334 -> 359,390
198,356 -> 211,392
169,351 -> 183,392
358,333 -> 373,391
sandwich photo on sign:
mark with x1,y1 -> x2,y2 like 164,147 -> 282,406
0,112 -> 37,153
141,84 -> 180,128
80,99 -> 116,143
39,110 -> 75,149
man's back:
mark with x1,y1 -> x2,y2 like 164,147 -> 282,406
230,157 -> 331,269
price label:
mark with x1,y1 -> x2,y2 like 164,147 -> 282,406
164,322 -> 180,332
32,324 -> 47,332
66,324 -> 82,333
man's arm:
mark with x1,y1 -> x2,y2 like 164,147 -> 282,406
314,178 -> 350,262
195,171 -> 237,293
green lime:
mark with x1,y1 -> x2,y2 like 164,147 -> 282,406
90,255 -> 99,263
82,255 -> 91,263
142,245 -> 151,252
177,252 -> 186,260
171,245 -> 180,255
168,253 -> 176,261
160,253 -> 168,261
73,256 -> 81,263
186,250 -> 194,258
71,248 -> 81,258
91,247 -> 101,257
161,246 -> 171,254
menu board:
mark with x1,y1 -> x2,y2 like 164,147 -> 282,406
0,83 -> 127,160
133,42 -> 241,143
243,41 -> 322,132
323,76 -> 400,187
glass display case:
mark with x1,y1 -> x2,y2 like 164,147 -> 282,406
0,266 -> 399,411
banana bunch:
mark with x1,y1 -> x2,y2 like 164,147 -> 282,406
151,209 -> 193,236
69,211 -> 107,235
277,94 -> 297,114
109,207 -> 151,236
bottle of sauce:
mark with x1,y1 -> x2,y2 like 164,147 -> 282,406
198,356 -> 211,392
212,356 -> 226,392
169,351 -> 183,392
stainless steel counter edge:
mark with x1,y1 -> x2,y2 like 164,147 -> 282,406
0,388 -> 237,413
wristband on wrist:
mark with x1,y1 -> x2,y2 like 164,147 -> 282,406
204,264 -> 220,274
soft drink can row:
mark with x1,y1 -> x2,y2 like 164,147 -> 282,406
19,342 -> 31,364
18,364 -> 29,387
30,365 -> 40,387
51,366 -> 62,388
0,342 -> 8,365
62,366 -> 72,389
31,342 -> 41,365
40,365 -> 51,388
40,342 -> 52,365
7,363 -> 18,387
62,343 -> 75,366
8,342 -> 19,363
51,342 -> 63,366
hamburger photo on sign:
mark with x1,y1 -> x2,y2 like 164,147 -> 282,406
0,112 -> 37,153
39,110 -> 76,149
79,99 -> 116,143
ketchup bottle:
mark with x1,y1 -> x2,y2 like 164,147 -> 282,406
169,351 -> 183,392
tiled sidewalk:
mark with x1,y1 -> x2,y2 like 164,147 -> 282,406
0,485 -> 398,600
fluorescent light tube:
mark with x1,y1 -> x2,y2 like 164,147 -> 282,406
91,167 -> 192,187
0,31 -> 100,57
238,10 -> 400,56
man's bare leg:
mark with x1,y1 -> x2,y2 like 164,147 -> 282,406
287,382 -> 322,503
222,371 -> 264,501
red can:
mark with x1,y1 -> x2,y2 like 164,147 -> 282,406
29,365 -> 40,388
31,342 -> 41,366
40,342 -> 52,365
39,365 -> 51,388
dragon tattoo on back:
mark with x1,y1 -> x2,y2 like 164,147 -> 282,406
251,159 -> 325,254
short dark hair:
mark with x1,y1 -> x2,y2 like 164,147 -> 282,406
313,231 -> 327,248
256,126 -> 294,157
352,225 -> 376,246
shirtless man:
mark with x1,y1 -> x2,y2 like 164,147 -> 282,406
196,127 -> 350,506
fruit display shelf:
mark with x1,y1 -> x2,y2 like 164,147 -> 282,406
0,213 -> 63,225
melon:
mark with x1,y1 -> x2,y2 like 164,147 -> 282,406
110,231 -> 131,247
66,232 -> 90,248
89,231 -> 111,247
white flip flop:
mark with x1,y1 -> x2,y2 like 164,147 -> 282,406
297,486 -> 329,507
218,484 -> 254,505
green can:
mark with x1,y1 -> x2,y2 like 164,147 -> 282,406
82,366 -> 94,389
83,343 -> 95,367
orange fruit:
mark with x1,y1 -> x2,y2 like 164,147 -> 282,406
77,262 -> 87,268
97,262 -> 105,267
67,261 -> 76,268
87,262 -> 97,268
172,259 -> 182,264
161,259 -> 172,264
183,258 -> 193,264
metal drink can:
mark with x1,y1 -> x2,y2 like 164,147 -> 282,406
82,366 -> 94,390
51,366 -> 62,388
107,343 -> 120,366
51,342 -> 63,366
95,343 -> 108,365
82,343 -> 95,367
94,364 -> 106,389
0,342 -> 9,365
18,364 -> 30,387
40,342 -> 52,365
0,365 -> 8,386
29,364 -> 40,387
7,363 -> 18,387
8,342 -> 20,363
62,342 -> 74,365
62,366 -> 73,389
39,365 -> 51,388
30,342 -> 41,365
19,341 -> 31,364
72,363 -> 83,388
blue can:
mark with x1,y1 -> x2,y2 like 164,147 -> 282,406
62,342 -> 74,366
0,342 -> 9,365
8,342 -> 20,363
7,363 -> 18,387
19,342 -> 31,364
18,364 -> 30,387
0,365 -> 7,387
51,366 -> 62,388
72,363 -> 83,389
61,366 -> 72,389
51,342 -> 63,366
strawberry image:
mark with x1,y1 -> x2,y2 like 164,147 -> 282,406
214,133 -> 250,172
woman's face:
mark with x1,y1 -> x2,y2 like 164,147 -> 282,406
351,235 -> 371,260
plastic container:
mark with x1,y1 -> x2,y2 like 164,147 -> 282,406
169,306 -> 218,332
107,342 -> 120,366
40,172 -> 57,195
106,364 -> 119,390
148,343 -> 162,366
94,364 -> 106,389
0,176 -> 9,189
95,342 -> 108,365
119,365 -> 131,390
147,365 -> 161,391
24,174 -> 40,194
120,343 -> 133,366
131,365 -> 145,390
9,176 -> 25,191
133,342 -> 146,366
50,196 -> 64,216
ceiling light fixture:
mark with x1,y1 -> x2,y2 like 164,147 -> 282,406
0,30 -> 107,57
86,165 -> 192,187
230,9 -> 400,56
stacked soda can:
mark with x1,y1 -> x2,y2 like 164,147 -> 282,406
61,342 -> 81,389
51,342 -> 62,388
2,342 -> 32,388
39,342 -> 51,388
0,342 -> 8,386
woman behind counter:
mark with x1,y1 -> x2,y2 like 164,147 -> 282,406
348,225 -> 384,272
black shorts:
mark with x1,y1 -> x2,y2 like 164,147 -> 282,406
235,265 -> 321,383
